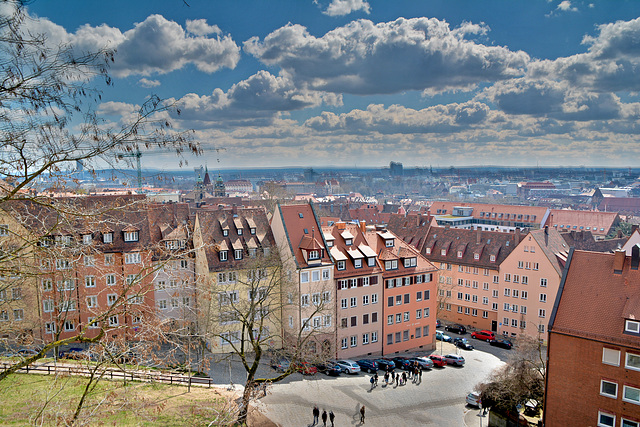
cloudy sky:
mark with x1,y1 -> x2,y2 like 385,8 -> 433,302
24,0 -> 640,169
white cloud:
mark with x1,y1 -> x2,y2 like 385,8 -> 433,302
244,17 -> 529,95
323,0 -> 371,17
25,13 -> 240,78
138,78 -> 161,88
186,19 -> 221,36
557,1 -> 578,12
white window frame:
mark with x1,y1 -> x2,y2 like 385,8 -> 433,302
600,379 -> 618,398
597,411 -> 615,427
626,320 -> 640,334
626,352 -> 640,371
602,348 -> 620,366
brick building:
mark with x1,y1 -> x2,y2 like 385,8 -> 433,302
545,248 -> 640,427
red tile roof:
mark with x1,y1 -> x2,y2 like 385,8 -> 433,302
548,209 -> 619,236
278,204 -> 331,268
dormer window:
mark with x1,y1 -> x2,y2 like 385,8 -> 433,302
238,228 -> 243,235
490,255 -> 496,262
82,234 -> 92,245
124,231 -> 139,242
234,249 -> 243,260
308,250 -> 320,260
327,240 -> 334,247
250,227 -> 256,235
354,259 -> 362,268
103,233 -> 113,244
223,229 -> 229,236
384,260 -> 398,270
220,250 -> 228,261
367,257 -> 376,267
337,261 -> 346,270
474,253 -> 479,260
403,257 -> 417,268
345,238 -> 353,246
385,239 -> 394,248
441,249 -> 446,256
625,320 -> 640,335
457,251 -> 463,258
426,248 -> 431,254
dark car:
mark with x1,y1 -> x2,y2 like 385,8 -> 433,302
445,324 -> 467,334
59,347 -> 84,359
315,361 -> 342,376
436,319 -> 441,328
271,359 -> 291,372
490,339 -> 513,349
453,338 -> 474,350
392,357 -> 413,370
356,359 -> 378,373
429,354 -> 447,367
374,359 -> 396,371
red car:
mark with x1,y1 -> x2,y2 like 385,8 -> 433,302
471,330 -> 496,342
292,361 -> 318,375
429,354 -> 447,367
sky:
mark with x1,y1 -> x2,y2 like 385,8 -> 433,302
19,0 -> 640,170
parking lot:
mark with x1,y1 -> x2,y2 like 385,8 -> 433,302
255,341 -> 505,427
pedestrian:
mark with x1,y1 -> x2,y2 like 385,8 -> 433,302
384,371 -> 389,384
360,405 -> 366,424
391,371 -> 395,382
329,410 -> 335,427
370,375 -> 375,390
374,373 -> 378,386
322,409 -> 328,427
418,367 -> 423,382
402,371 -> 407,385
313,405 -> 319,425
395,373 -> 399,386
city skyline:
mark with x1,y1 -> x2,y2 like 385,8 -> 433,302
22,0 -> 640,170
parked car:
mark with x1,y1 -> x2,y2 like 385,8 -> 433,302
466,392 -> 482,408
436,330 -> 452,342
335,360 -> 361,374
443,354 -> 465,367
409,357 -> 434,370
453,338 -> 474,350
471,330 -> 496,342
315,362 -> 342,376
374,359 -> 396,371
271,359 -> 291,372
436,319 -> 441,328
292,361 -> 318,375
489,339 -> 513,349
391,357 -> 413,370
429,354 -> 447,367
445,324 -> 467,334
16,349 -> 39,357
356,359 -> 378,373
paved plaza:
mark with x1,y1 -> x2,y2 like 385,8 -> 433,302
257,342 -> 504,427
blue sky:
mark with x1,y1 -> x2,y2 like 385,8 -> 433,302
22,0 -> 640,170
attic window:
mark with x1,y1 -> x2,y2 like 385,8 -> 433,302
327,240 -> 333,247
82,234 -> 92,245
223,229 -> 229,236
345,238 -> 353,246
250,228 -> 256,235
308,250 -> 320,260
441,249 -> 446,256
626,320 -> 640,335
490,255 -> 496,262
123,231 -> 138,242
426,248 -> 431,254
103,233 -> 113,244
457,251 -> 463,258
385,239 -> 394,248
304,228 -> 308,234
238,228 -> 243,235
474,253 -> 479,260
298,213 -> 304,218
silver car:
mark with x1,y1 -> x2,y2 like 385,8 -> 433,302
335,359 -> 361,374
409,357 -> 434,370
443,354 -> 465,367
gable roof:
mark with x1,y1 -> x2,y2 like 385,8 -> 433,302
278,204 -> 331,268
548,209 -> 619,236
529,228 -> 570,276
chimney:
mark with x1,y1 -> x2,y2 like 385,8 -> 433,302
360,221 -> 366,233
613,249 -> 626,273
476,229 -> 482,245
515,228 -> 521,241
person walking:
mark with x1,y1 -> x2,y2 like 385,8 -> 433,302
360,405 -> 366,424
395,373 -> 399,387
322,409 -> 328,427
402,371 -> 407,385
329,410 -> 335,427
384,371 -> 389,384
418,367 -> 423,383
391,371 -> 395,383
370,375 -> 375,390
374,373 -> 378,386
313,405 -> 320,425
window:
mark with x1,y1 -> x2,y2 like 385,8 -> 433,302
83,255 -> 94,266
312,293 -> 321,306
540,278 -> 547,287
171,298 -> 179,308
504,274 -> 510,282
513,275 -> 519,283
602,348 -> 620,366
521,276 -> 528,285
511,319 -> 518,327
124,252 -> 141,264
623,385 -> 640,404
504,288 -> 511,297
0,224 -> 8,236
396,295 -> 402,305
322,291 -> 331,303
363,295 -> 369,305
351,336 -> 357,347
403,330 -> 409,341
492,303 -> 498,310
322,269 -> 330,280
626,320 -> 640,334
482,297 -> 488,305
492,290 -> 498,298
351,316 -> 357,327
538,324 -> 545,333
521,291 -> 528,299
107,294 -> 117,306
362,333 -> 369,345
512,304 -> 518,313
301,294 -> 310,307
106,274 -> 116,286
540,294 -> 547,303
42,279 -> 52,292
493,275 -> 499,284
64,321 -> 75,331
341,338 -> 348,349
341,298 -> 347,309
234,249 -> 243,260
103,233 -> 113,244
368,257 -> 376,267
626,352 -> 640,371
600,380 -> 618,398
416,291 -> 422,302
337,261 -> 346,270
372,331 -> 378,343
387,334 -> 393,345
308,250 -> 319,260
45,322 -> 56,333
350,279 -> 357,289
386,239 -> 394,247
350,297 -> 357,307
220,250 -> 228,261
387,315 -> 393,325
85,276 -> 96,288
416,309 -> 422,319
404,311 -> 410,322
11,287 -> 21,300
104,253 -> 114,265
56,259 -> 71,270
126,274 -> 136,285
86,296 -> 97,309
482,311 -> 488,318
124,231 -> 139,242
109,315 -> 119,327
388,296 -> 394,307
518,261 -> 524,269
622,420 -> 640,427
504,303 -> 511,311
43,299 -> 54,312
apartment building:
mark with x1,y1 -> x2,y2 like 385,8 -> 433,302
271,203 -> 336,357
545,249 -> 640,427
426,202 -> 550,232
421,226 -> 522,332
498,227 -> 568,343
548,209 -> 621,239
193,205 -> 278,353
322,222 -> 383,359
368,227 -> 438,355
